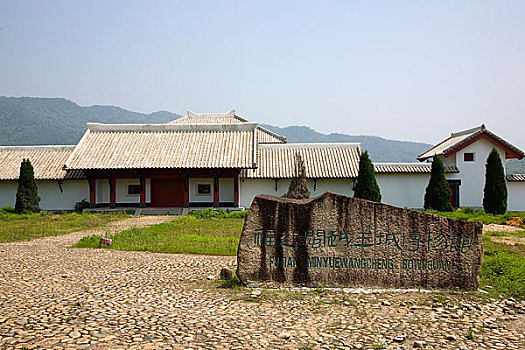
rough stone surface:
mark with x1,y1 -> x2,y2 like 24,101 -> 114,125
219,267 -> 233,280
237,192 -> 483,289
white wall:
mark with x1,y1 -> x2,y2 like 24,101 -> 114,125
376,174 -> 430,209
441,153 -> 456,168
116,179 -> 139,204
189,178 -> 214,203
0,180 -> 88,210
96,179 -> 109,203
239,178 -> 354,208
0,181 -> 18,208
115,179 -> 151,204
451,139 -> 506,207
96,178 -> 151,204
219,178 -> 234,202
507,181 -> 525,211
39,180 -> 89,210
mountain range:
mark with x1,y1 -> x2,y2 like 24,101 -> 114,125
0,96 -> 524,172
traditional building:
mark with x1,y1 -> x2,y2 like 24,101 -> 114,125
0,111 -> 524,211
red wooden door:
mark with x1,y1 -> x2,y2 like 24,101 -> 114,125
151,179 -> 184,207
449,185 -> 456,208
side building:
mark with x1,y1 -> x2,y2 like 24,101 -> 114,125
0,146 -> 87,210
0,111 -> 524,211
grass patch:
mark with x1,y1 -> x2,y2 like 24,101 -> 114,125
0,210 -> 129,243
74,216 -> 243,256
484,230 -> 525,238
425,207 -> 525,225
480,234 -> 525,299
218,275 -> 243,289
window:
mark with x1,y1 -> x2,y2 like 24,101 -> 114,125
197,184 -> 211,195
464,153 -> 474,162
128,185 -> 141,195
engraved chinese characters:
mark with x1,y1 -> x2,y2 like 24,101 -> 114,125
237,192 -> 483,290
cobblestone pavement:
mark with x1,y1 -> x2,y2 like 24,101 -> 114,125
0,218 -> 524,349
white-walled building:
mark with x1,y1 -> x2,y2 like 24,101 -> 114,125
0,112 -> 524,211
417,125 -> 524,210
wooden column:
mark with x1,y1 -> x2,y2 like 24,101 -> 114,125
88,179 -> 96,208
109,177 -> 116,208
139,177 -> 146,208
183,174 -> 189,208
233,174 -> 239,207
213,175 -> 219,208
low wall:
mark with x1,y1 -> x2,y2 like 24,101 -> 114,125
507,181 -> 525,211
239,178 -> 354,208
0,180 -> 89,211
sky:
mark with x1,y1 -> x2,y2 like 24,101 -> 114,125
1,1 -> 524,149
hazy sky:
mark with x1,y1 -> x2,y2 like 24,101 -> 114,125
1,1 -> 524,149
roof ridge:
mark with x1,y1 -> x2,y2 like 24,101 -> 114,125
0,145 -> 76,151
450,124 -> 485,138
86,122 -> 258,133
187,109 -> 240,119
256,125 -> 287,142
374,162 -> 429,166
260,142 -> 361,149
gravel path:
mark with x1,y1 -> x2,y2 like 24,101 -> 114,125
0,218 -> 524,349
483,224 -> 524,233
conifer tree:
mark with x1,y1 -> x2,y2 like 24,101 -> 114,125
483,148 -> 507,214
286,153 -> 310,199
15,159 -> 40,214
353,151 -> 381,202
424,156 -> 453,211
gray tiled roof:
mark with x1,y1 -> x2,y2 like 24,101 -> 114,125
0,146 -> 83,180
243,143 -> 361,179
169,110 -> 286,144
65,123 -> 258,170
506,174 -> 525,182
374,163 -> 459,174
168,110 -> 247,125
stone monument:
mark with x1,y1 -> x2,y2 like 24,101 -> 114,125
237,192 -> 483,290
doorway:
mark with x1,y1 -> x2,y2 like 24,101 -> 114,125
150,179 -> 185,207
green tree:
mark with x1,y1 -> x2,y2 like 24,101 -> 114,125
15,159 -> 40,214
354,151 -> 381,202
483,148 -> 507,214
287,153 -> 310,199
424,156 -> 453,211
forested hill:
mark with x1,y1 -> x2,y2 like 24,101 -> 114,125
0,96 -> 431,162
262,124 -> 433,163
1,96 -> 524,170
0,97 -> 180,145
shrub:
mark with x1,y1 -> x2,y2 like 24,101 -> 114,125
191,208 -> 228,218
287,153 -> 310,199
354,151 -> 381,202
0,207 -> 15,214
483,148 -> 507,215
462,207 -> 475,214
15,159 -> 40,214
424,157 -> 453,212
74,200 -> 90,213
190,208 -> 247,219
227,211 -> 247,219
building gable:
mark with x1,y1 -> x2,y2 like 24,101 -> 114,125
418,124 -> 524,161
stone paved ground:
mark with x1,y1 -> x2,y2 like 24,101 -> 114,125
0,218 -> 524,350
